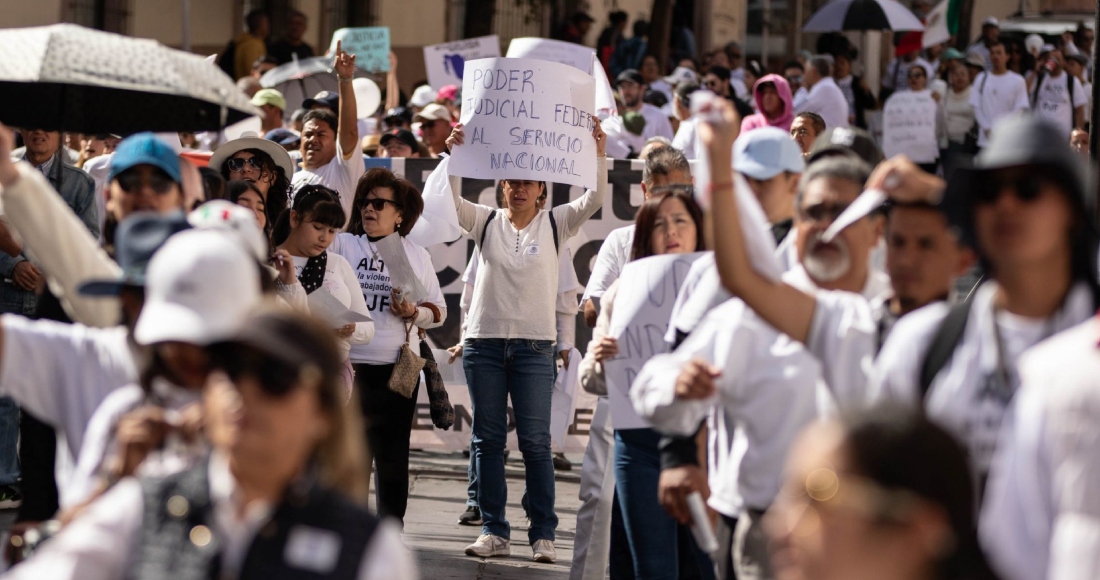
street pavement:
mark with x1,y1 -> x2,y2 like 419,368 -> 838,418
399,450 -> 583,579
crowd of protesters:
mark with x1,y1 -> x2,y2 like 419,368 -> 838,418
0,4 -> 1098,580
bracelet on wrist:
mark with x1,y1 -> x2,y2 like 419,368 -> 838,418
338,75 -> 353,83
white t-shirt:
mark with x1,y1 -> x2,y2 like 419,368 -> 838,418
329,234 -> 446,365
290,139 -> 366,227
670,117 -> 699,160
291,251 -> 375,359
638,103 -> 675,141
82,153 -> 112,242
1033,72 -> 1087,139
581,225 -> 635,303
869,281 -> 1095,476
969,70 -> 1031,146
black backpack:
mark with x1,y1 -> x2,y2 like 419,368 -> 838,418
217,38 -> 237,79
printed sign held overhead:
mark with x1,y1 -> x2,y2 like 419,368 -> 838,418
424,35 -> 501,91
330,27 -> 390,72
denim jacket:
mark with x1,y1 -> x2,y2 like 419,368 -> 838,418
0,155 -> 98,316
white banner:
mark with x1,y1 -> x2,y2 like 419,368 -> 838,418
451,57 -> 598,189
882,90 -> 940,163
506,37 -> 597,73
423,35 -> 501,91
408,349 -> 600,452
603,253 -> 704,429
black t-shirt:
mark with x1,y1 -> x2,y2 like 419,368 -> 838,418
269,39 -> 315,65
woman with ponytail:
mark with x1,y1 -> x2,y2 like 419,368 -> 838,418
273,184 -> 374,400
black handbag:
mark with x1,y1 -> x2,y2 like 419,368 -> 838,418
418,329 -> 454,430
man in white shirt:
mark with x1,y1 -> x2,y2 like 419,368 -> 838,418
969,42 -> 1031,147
980,316 -> 1100,580
614,69 -> 675,142
1031,48 -> 1087,139
290,44 -> 363,226
795,56 -> 850,130
967,17 -> 1001,69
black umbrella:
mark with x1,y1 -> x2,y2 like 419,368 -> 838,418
0,24 -> 260,134
802,0 -> 925,31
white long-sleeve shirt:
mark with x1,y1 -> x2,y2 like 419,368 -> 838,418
449,158 -> 607,341
795,76 -> 850,129
631,297 -> 828,517
581,225 -> 634,304
980,317 -> 1100,580
6,454 -> 417,580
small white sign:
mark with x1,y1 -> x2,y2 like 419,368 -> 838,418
423,35 -> 501,91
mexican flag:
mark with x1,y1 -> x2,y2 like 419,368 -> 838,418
922,0 -> 961,48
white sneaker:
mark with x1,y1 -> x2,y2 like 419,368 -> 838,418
464,534 -> 511,558
531,539 -> 556,563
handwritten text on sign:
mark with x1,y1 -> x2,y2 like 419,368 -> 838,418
603,252 -> 704,429
881,90 -> 939,163
423,35 -> 501,92
451,57 -> 597,190
330,27 -> 390,72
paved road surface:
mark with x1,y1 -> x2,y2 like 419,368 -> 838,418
401,450 -> 583,579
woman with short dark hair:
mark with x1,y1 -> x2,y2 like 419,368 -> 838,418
330,167 -> 444,527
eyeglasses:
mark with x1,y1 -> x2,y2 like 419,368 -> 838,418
358,198 -> 402,211
208,344 -> 308,397
976,174 -> 1051,205
420,119 -> 438,128
117,170 -> 175,194
227,156 -> 265,173
799,201 -> 851,223
786,75 -> 803,84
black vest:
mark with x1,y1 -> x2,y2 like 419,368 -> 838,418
129,458 -> 379,580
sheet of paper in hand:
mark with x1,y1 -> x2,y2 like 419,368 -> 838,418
450,57 -> 597,189
309,290 -> 373,328
329,27 -> 390,72
505,37 -> 596,73
882,90 -> 939,163
376,233 -> 428,304
424,36 -> 501,91
603,252 -> 704,429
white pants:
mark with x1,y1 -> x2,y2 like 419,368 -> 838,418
569,397 -> 616,580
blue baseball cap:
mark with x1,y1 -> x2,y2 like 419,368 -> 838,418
733,127 -> 805,180
78,212 -> 191,296
108,133 -> 182,184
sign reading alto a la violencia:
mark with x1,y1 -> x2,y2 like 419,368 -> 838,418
450,57 -> 597,190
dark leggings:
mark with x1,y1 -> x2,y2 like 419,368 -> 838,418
355,363 -> 420,526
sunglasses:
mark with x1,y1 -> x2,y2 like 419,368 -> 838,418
786,75 -> 803,84
227,156 -> 265,172
800,202 -> 851,223
976,174 -> 1051,205
208,344 -> 303,397
358,198 -> 402,211
117,170 -> 175,194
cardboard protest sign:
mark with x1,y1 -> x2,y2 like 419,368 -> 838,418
330,27 -> 390,72
506,37 -> 597,73
424,35 -> 501,91
882,90 -> 939,163
450,57 -> 597,189
603,253 -> 704,429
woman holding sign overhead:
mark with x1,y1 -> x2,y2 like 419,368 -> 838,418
271,184 -> 374,402
446,119 -> 607,563
330,168 -> 447,527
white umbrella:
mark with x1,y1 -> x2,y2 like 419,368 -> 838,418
802,0 -> 925,32
0,24 -> 259,134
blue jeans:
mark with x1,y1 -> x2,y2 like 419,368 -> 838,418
467,439 -> 478,508
463,338 -> 558,543
615,428 -> 679,579
0,397 -> 19,486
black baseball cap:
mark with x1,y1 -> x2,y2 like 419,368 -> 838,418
807,126 -> 885,167
616,69 -> 645,87
380,129 -> 419,151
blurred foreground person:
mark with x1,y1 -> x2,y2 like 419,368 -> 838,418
7,309 -> 417,580
765,409 -> 998,580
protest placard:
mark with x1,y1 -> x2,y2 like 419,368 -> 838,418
330,27 -> 390,72
506,37 -> 597,73
423,35 -> 501,91
603,253 -> 704,429
882,90 -> 939,163
449,57 -> 597,189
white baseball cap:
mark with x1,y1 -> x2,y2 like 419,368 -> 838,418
134,229 -> 261,346
188,200 -> 269,262
409,85 -> 437,108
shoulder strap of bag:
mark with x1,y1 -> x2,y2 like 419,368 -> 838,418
918,298 -> 975,402
549,210 -> 559,254
1068,73 -> 1076,125
1032,70 -> 1047,104
479,210 -> 498,247
980,71 -> 988,95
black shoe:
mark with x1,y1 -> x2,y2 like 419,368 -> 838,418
552,453 -> 572,471
458,506 -> 482,526
0,485 -> 22,509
